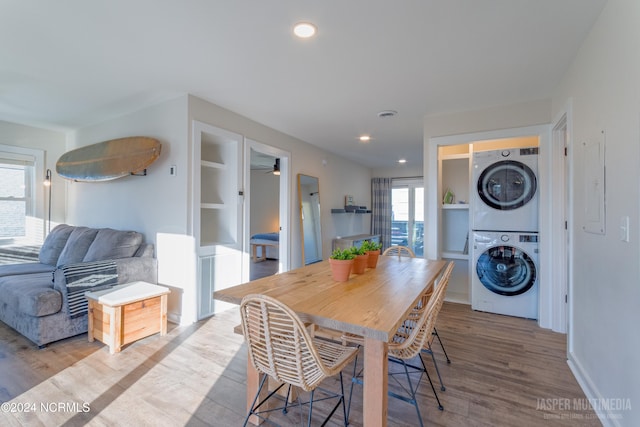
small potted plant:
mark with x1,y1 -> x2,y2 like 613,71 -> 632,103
329,248 -> 355,282
350,245 -> 369,274
362,240 -> 383,268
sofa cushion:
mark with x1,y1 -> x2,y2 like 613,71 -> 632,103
0,273 -> 62,317
0,263 -> 55,278
134,244 -> 154,258
38,224 -> 75,266
83,228 -> 143,262
56,227 -> 99,266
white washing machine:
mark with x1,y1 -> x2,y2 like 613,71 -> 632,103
471,231 -> 538,319
472,147 -> 539,232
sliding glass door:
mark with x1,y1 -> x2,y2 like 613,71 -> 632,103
391,179 -> 424,256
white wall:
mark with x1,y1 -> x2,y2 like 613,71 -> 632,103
67,95 -> 189,240
0,120 -> 66,237
371,165 -> 423,179
552,1 -> 639,425
423,99 -> 552,139
322,154 -> 372,249
250,169 -> 279,234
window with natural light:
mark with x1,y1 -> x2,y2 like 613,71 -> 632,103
0,162 -> 30,239
391,179 -> 424,256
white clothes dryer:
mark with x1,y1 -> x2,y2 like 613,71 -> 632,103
471,231 -> 538,319
472,147 -> 539,232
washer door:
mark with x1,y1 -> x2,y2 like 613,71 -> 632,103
477,160 -> 537,210
476,245 -> 536,296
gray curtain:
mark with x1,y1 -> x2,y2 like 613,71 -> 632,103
371,178 -> 392,250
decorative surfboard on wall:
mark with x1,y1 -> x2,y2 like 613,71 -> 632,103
56,137 -> 162,182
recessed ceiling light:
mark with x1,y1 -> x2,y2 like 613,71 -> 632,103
293,22 -> 317,38
359,135 -> 371,142
398,159 -> 407,164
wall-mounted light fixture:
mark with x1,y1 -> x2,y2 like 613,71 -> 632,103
44,169 -> 52,233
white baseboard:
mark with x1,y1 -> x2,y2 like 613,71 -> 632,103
167,312 -> 182,325
444,294 -> 470,305
567,352 -> 621,427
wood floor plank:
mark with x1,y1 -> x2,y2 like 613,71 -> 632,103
0,302 -> 601,426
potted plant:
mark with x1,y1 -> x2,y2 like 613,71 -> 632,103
362,240 -> 383,268
350,245 -> 369,274
329,248 -> 355,282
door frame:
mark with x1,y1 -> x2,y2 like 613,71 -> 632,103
391,177 -> 424,256
551,100 -> 573,338
427,124 -> 559,329
244,139 -> 290,281
191,120 -> 244,320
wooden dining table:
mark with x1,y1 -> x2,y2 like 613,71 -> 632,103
214,255 -> 446,427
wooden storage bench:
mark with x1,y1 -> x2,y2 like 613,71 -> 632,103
85,281 -> 170,354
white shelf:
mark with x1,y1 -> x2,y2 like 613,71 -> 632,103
442,251 -> 469,260
201,203 -> 224,209
442,203 -> 469,210
439,143 -> 472,306
201,160 -> 226,169
441,153 -> 470,160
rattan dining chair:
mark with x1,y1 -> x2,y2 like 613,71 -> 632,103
382,245 -> 416,258
239,294 -> 359,427
430,262 -> 453,365
413,261 -> 455,395
344,268 -> 451,427
383,246 -> 453,366
388,261 -> 454,411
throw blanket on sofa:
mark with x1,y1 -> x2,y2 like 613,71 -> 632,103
61,261 -> 118,318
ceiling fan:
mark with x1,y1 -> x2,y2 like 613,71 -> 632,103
252,158 -> 281,175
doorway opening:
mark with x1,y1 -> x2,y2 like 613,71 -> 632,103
391,178 -> 424,256
245,141 -> 290,281
427,124 -> 559,328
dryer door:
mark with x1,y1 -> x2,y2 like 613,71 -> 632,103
476,245 -> 536,296
477,160 -> 537,210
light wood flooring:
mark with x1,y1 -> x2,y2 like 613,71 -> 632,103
0,302 -> 600,426
249,259 -> 279,281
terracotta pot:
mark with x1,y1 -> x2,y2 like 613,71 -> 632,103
366,249 -> 381,268
329,258 -> 354,282
352,253 -> 369,274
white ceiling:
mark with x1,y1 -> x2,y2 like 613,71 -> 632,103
250,150 -> 276,171
0,0 -> 607,169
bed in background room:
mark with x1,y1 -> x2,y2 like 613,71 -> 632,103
250,232 -> 279,262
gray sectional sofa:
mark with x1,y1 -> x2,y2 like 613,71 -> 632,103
0,224 -> 158,347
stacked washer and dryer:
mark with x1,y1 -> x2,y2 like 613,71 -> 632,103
471,147 -> 540,319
